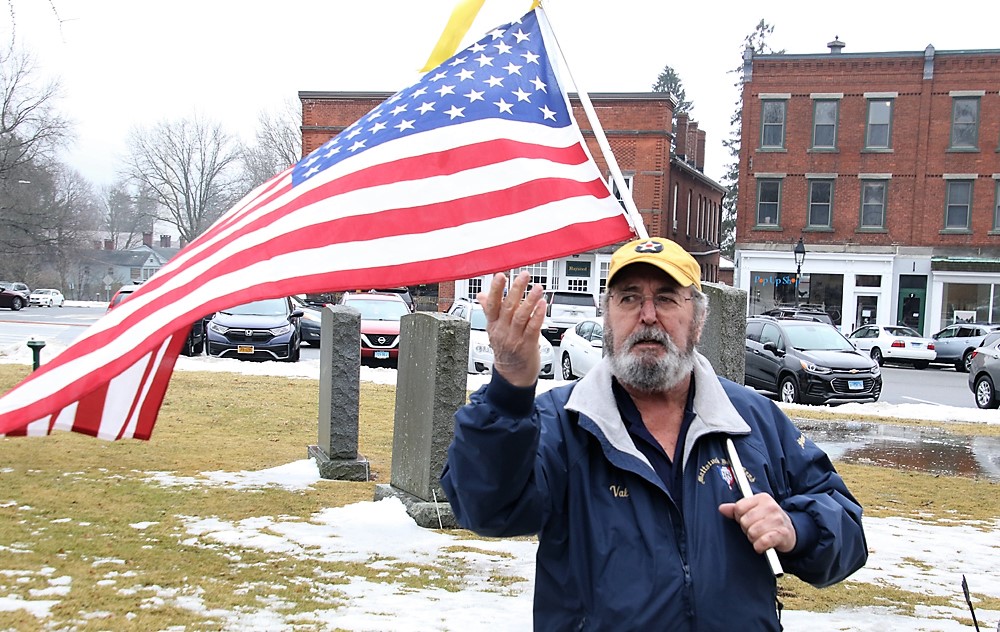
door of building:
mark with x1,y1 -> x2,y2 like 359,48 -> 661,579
897,289 -> 926,333
855,296 -> 879,330
898,275 -> 928,334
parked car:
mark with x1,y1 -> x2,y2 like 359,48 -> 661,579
0,285 -> 26,310
0,281 -> 30,307
447,296 -> 555,378
761,305 -> 834,325
340,291 -> 410,365
846,324 -> 936,369
968,331 -> 1000,409
344,287 -> 415,313
745,316 -> 881,405
930,323 -> 1000,372
559,316 -> 604,379
206,297 -> 302,362
109,283 -> 206,356
541,290 -> 598,345
290,295 -> 327,347
29,288 -> 65,307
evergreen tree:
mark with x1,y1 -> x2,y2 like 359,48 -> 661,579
719,20 -> 783,259
651,65 -> 693,115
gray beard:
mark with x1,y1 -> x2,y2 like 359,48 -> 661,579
606,324 -> 697,394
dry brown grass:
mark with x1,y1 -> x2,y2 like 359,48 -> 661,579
1,364 -> 997,628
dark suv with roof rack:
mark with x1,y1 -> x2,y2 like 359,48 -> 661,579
760,305 -> 834,325
745,316 -> 881,405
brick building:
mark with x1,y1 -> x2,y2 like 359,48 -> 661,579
735,40 -> 1000,335
300,91 -> 725,310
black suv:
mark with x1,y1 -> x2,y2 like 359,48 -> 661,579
745,316 -> 881,405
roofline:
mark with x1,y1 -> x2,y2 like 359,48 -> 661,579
752,48 -> 1000,62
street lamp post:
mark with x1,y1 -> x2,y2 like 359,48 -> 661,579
793,238 -> 806,307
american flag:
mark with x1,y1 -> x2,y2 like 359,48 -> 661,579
0,8 -> 636,440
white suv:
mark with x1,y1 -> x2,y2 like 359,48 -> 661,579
448,297 -> 555,379
542,290 -> 598,344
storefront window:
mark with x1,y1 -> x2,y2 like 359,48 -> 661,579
806,274 -> 844,325
940,282 -> 998,324
748,271 -> 800,315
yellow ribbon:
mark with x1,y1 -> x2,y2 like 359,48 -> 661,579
420,0 -> 542,72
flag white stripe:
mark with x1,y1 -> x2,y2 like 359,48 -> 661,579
101,336 -> 171,440
153,118 -> 589,280
0,190 -> 617,418
77,121 -> 600,337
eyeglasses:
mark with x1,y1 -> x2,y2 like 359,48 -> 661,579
611,291 -> 692,314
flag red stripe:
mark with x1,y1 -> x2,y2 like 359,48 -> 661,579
69,376 -> 110,438
129,137 -> 590,302
34,172 -> 611,366
131,335 -> 185,440
0,215 -> 631,434
111,339 -> 167,440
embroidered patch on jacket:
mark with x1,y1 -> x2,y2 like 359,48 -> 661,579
697,457 -> 756,488
609,484 -> 629,498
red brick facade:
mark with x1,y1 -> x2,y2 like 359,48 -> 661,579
735,44 -> 1000,334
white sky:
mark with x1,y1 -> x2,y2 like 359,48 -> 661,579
7,0 -> 1000,190
1,306 -> 999,628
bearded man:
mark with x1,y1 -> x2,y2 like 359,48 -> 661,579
441,237 -> 868,631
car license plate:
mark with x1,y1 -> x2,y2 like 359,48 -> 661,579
238,345 -> 254,354
848,379 -> 864,390
374,351 -> 390,359
910,342 -> 921,347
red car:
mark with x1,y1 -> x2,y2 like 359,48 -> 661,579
339,291 -> 411,365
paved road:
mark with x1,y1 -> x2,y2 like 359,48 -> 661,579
0,305 -> 979,409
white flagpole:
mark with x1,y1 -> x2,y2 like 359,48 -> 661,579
536,6 -> 648,240
726,438 -> 784,577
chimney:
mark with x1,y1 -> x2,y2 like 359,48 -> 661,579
159,235 -> 171,248
696,130 -> 707,172
142,231 -> 153,247
827,36 -> 845,54
675,113 -> 689,159
104,239 -> 114,250
687,121 -> 699,168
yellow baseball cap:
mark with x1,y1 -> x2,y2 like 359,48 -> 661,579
606,237 -> 702,291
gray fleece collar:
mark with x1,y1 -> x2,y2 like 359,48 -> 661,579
565,352 -> 751,469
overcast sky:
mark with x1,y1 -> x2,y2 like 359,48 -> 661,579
7,0 -> 1000,189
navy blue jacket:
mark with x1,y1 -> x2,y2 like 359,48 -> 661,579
441,354 -> 868,631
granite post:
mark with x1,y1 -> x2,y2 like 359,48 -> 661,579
374,312 -> 469,528
308,305 -> 370,481
699,281 -> 748,384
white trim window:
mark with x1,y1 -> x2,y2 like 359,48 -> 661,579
812,100 -> 838,149
865,99 -> 893,149
945,180 -> 973,230
950,96 -> 980,149
860,180 -> 887,229
609,173 -> 634,209
760,100 -> 787,148
756,179 -> 782,226
807,180 -> 834,228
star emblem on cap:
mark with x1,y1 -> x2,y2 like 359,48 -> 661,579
635,240 -> 664,253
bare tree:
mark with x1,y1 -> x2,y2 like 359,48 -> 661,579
0,43 -> 71,182
239,99 -> 302,190
0,160 -> 99,288
123,115 -> 241,244
100,179 -> 159,250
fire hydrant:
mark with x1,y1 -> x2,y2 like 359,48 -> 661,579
26,338 -> 46,371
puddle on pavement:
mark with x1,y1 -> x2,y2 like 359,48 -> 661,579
792,419 -> 1000,482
